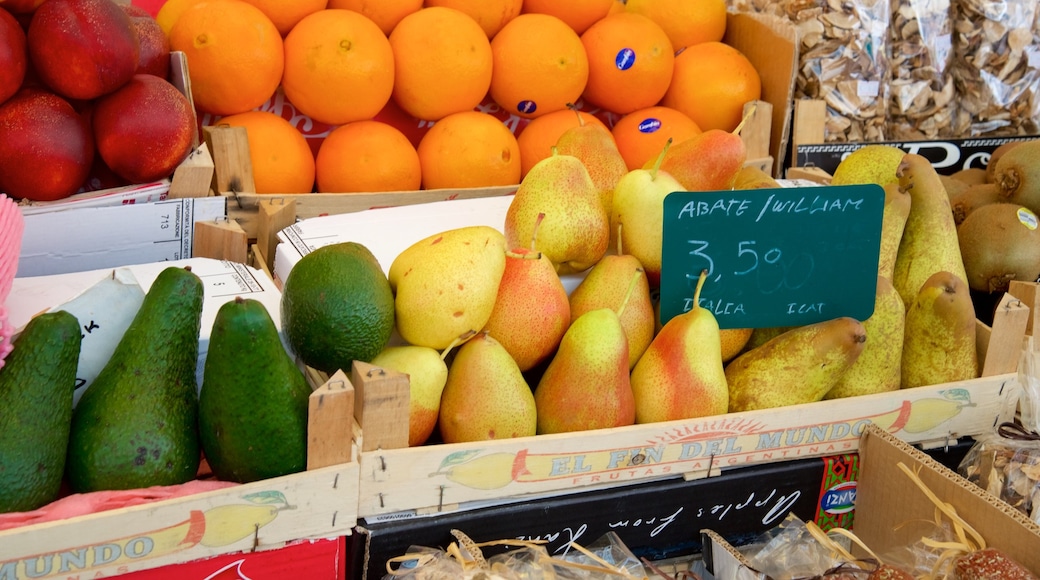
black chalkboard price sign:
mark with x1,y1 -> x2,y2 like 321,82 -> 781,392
659,184 -> 885,329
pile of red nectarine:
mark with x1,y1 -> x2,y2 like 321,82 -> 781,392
0,0 -> 195,202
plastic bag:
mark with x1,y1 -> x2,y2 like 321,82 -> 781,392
887,0 -> 957,139
958,424 -> 1040,524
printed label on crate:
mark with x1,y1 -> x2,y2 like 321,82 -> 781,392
815,454 -> 859,531
0,491 -> 292,580
794,136 -> 1039,176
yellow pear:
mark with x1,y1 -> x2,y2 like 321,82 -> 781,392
901,271 -> 978,389
504,150 -> 609,275
611,142 -> 685,288
830,144 -> 905,187
388,226 -> 506,350
438,332 -> 537,443
877,183 -> 911,280
370,344 -> 451,447
825,277 -> 905,399
555,109 -> 628,217
892,154 -> 968,309
726,317 -> 866,412
568,229 -> 654,369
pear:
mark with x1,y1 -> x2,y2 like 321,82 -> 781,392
568,228 -> 654,369
631,270 -> 729,423
371,343 -> 454,447
877,182 -> 911,280
892,154 -> 968,309
555,108 -> 628,217
438,332 -> 537,443
901,271 -> 978,389
504,150 -> 609,275
726,317 -> 866,412
653,128 -> 747,191
825,277 -> 905,399
388,225 -> 506,350
653,298 -> 750,362
534,272 -> 642,434
611,141 -> 686,288
733,165 -> 781,190
483,213 -> 571,371
830,144 -> 905,187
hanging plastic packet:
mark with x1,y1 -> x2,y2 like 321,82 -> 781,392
886,0 -> 957,139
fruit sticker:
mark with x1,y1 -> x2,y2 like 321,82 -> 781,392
614,48 -> 636,71
1017,207 -> 1038,230
429,390 -> 974,491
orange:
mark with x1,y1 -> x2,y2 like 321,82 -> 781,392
169,0 -> 284,116
580,13 -> 674,115
388,7 -> 493,122
424,0 -> 522,38
522,0 -> 615,35
219,110 -> 315,194
611,106 -> 702,170
516,108 -> 607,178
625,0 -> 727,50
156,0 -> 202,36
315,120 -> 421,193
326,0 -> 422,35
282,9 -> 394,126
417,111 -> 520,189
489,14 -> 588,119
239,0 -> 328,36
661,41 -> 761,132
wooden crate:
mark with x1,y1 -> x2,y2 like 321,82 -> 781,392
0,370 -> 362,580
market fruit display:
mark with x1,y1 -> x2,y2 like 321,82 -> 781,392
200,297 -> 310,484
67,266 -> 204,493
0,311 -> 81,513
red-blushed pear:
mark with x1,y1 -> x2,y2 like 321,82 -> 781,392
370,331 -> 472,447
534,271 -> 641,434
438,331 -> 537,443
631,270 -> 728,423
610,139 -> 685,288
651,111 -> 752,192
555,105 -> 629,218
504,148 -> 609,275
568,225 -> 655,369
483,213 -> 571,372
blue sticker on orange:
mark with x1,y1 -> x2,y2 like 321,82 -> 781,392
615,48 -> 636,71
638,118 -> 662,134
517,100 -> 537,115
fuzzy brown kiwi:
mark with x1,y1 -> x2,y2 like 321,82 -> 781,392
993,139 -> 1040,214
986,140 -> 1024,183
949,183 -> 1006,226
957,203 -> 1040,292
950,166 -> 988,186
939,174 -> 969,200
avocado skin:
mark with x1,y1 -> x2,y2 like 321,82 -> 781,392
67,266 -> 204,492
0,311 -> 81,513
200,297 -> 310,483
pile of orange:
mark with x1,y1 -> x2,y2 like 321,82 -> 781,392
160,0 -> 761,193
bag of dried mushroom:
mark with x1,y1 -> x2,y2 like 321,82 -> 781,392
957,423 -> 1040,525
887,0 -> 957,139
950,0 -> 1040,136
729,0 -> 892,142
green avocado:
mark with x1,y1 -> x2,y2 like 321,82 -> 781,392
66,266 -> 204,493
0,310 -> 81,513
199,297 -> 310,483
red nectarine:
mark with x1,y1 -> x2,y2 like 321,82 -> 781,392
92,74 -> 194,183
0,7 -> 26,105
0,87 -> 94,201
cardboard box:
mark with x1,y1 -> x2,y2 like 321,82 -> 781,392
788,99 -> 1040,177
701,423 -> 1040,578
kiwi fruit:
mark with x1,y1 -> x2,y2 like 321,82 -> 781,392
957,203 -> 1040,292
992,139 -> 1040,214
950,166 -> 988,186
986,140 -> 1024,183
939,174 -> 970,200
950,183 -> 1006,225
